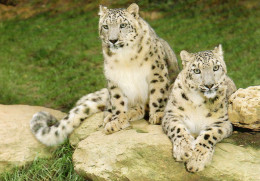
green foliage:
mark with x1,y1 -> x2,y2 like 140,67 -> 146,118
0,141 -> 84,181
0,0 -> 259,179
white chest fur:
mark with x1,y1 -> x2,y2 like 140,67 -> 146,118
104,41 -> 151,106
105,60 -> 150,106
180,91 -> 216,135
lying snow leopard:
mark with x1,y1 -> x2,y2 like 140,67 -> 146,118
30,3 -> 179,146
162,45 -> 236,172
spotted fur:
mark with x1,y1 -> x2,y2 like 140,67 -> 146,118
162,45 -> 236,172
30,3 -> 179,146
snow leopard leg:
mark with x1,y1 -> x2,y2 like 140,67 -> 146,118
186,118 -> 232,172
162,110 -> 194,162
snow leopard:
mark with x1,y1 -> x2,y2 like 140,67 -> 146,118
30,3 -> 179,146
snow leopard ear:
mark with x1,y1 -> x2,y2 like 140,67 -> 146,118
213,44 -> 227,71
98,5 -> 108,16
180,50 -> 193,68
213,44 -> 223,58
127,3 -> 139,18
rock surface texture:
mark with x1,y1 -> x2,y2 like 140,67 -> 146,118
72,115 -> 260,181
69,112 -> 104,147
228,86 -> 260,131
0,104 -> 66,173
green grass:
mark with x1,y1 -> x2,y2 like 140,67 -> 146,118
0,0 -> 259,180
0,141 -> 84,181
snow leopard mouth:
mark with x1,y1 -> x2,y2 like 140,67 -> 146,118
108,43 -> 124,49
203,90 -> 217,99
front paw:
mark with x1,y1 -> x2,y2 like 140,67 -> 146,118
186,143 -> 214,172
173,134 -> 194,162
149,112 -> 164,125
104,114 -> 130,134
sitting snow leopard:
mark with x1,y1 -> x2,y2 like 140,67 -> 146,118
162,45 -> 236,172
30,3 -> 179,146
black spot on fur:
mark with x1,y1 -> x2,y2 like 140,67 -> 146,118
177,128 -> 180,133
218,129 -> 223,134
120,101 -> 124,106
42,128 -> 50,135
32,123 -> 43,133
151,65 -> 156,69
92,98 -> 97,102
110,85 -> 116,89
208,140 -> 213,146
97,105 -> 105,111
181,93 -> 189,101
138,46 -> 143,53
114,94 -> 121,99
116,110 -> 121,115
166,84 -> 169,90
152,102 -> 158,107
206,113 -> 212,117
160,89 -> 165,94
213,136 -> 217,140
178,107 -> 184,111
215,121 -> 223,124
204,134 -> 210,140
80,118 -> 85,122
150,89 -> 156,94
151,80 -> 158,83
161,64 -> 164,69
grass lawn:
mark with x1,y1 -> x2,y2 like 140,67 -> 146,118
0,0 -> 259,180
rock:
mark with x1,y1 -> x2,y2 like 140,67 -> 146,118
0,104 -> 66,174
69,112 -> 104,147
72,119 -> 260,181
228,86 -> 260,131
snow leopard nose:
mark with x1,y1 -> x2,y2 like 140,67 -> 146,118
109,39 -> 118,44
205,84 -> 214,89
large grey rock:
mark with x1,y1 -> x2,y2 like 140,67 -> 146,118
228,86 -> 260,131
0,104 -> 66,174
72,119 -> 260,181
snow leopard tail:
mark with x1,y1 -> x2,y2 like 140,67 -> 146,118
30,88 -> 109,146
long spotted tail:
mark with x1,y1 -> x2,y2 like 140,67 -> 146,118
30,88 -> 109,146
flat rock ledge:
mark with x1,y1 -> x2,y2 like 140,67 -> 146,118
72,115 -> 260,181
0,104 -> 66,174
228,86 -> 260,131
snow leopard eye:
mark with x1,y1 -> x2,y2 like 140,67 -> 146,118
213,65 -> 219,71
102,25 -> 108,30
120,23 -> 127,28
194,68 -> 201,74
